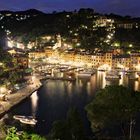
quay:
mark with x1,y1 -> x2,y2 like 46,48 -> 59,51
0,76 -> 42,118
42,76 -> 76,81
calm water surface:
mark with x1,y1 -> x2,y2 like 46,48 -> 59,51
3,71 -> 140,135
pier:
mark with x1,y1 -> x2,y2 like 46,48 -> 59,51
0,76 -> 42,117
42,76 -> 76,81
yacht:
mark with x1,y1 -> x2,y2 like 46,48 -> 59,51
77,70 -> 95,77
13,115 -> 28,120
76,67 -> 84,72
105,75 -> 120,80
13,115 -> 37,125
20,118 -> 37,125
105,70 -> 121,80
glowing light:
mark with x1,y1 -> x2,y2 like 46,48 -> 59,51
74,33 -> 78,36
135,64 -> 140,71
31,91 -> 38,116
98,64 -> 111,71
107,35 -> 111,39
119,72 -> 124,86
129,44 -> 133,48
134,81 -> 139,91
7,40 -> 14,48
76,43 -> 81,46
0,86 -> 7,94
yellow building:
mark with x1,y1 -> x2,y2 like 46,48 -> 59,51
113,55 -> 131,70
45,48 -> 55,57
60,51 -> 75,62
28,49 -> 140,70
28,52 -> 46,60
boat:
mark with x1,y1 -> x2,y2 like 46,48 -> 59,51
77,70 -> 95,77
13,115 -> 27,120
13,115 -> 37,125
75,67 -> 84,72
20,118 -> 37,125
105,70 -> 121,80
105,75 -> 120,80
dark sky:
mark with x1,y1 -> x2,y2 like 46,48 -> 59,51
0,0 -> 140,17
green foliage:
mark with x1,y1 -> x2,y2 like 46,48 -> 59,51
6,127 -> 20,140
9,72 -> 20,85
49,120 -> 70,140
49,108 -> 86,140
86,85 -> 140,137
67,108 -> 86,140
30,134 -> 46,140
5,127 -> 46,140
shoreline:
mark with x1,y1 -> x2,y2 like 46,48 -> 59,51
0,83 -> 42,119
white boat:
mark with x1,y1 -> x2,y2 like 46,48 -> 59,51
105,75 -> 120,80
105,70 -> 121,80
77,70 -> 95,77
13,115 -> 37,125
20,118 -> 37,125
13,115 -> 27,120
76,67 -> 84,72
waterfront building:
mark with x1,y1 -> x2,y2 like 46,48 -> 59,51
60,51 -> 75,62
113,55 -> 131,70
28,48 -> 140,71
28,51 -> 46,60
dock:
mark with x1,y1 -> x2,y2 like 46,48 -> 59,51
0,77 -> 42,118
42,76 -> 76,81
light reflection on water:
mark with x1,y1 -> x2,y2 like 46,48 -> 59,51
96,71 -> 140,91
30,91 -> 38,117
3,71 -> 140,135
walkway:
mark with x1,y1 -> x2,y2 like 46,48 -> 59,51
0,76 -> 42,116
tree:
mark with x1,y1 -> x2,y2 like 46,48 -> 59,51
30,134 -> 46,140
67,108 -> 86,140
9,71 -> 20,86
86,85 -> 140,139
48,120 -> 70,140
48,108 -> 86,140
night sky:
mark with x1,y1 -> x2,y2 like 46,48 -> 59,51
0,0 -> 140,17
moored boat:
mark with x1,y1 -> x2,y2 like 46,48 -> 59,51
105,75 -> 120,80
20,118 -> 37,125
77,70 -> 95,77
13,115 -> 27,120
105,70 -> 121,80
13,115 -> 37,125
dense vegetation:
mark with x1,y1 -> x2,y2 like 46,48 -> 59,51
0,9 -> 140,51
86,85 -> 140,139
4,86 -> 140,140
